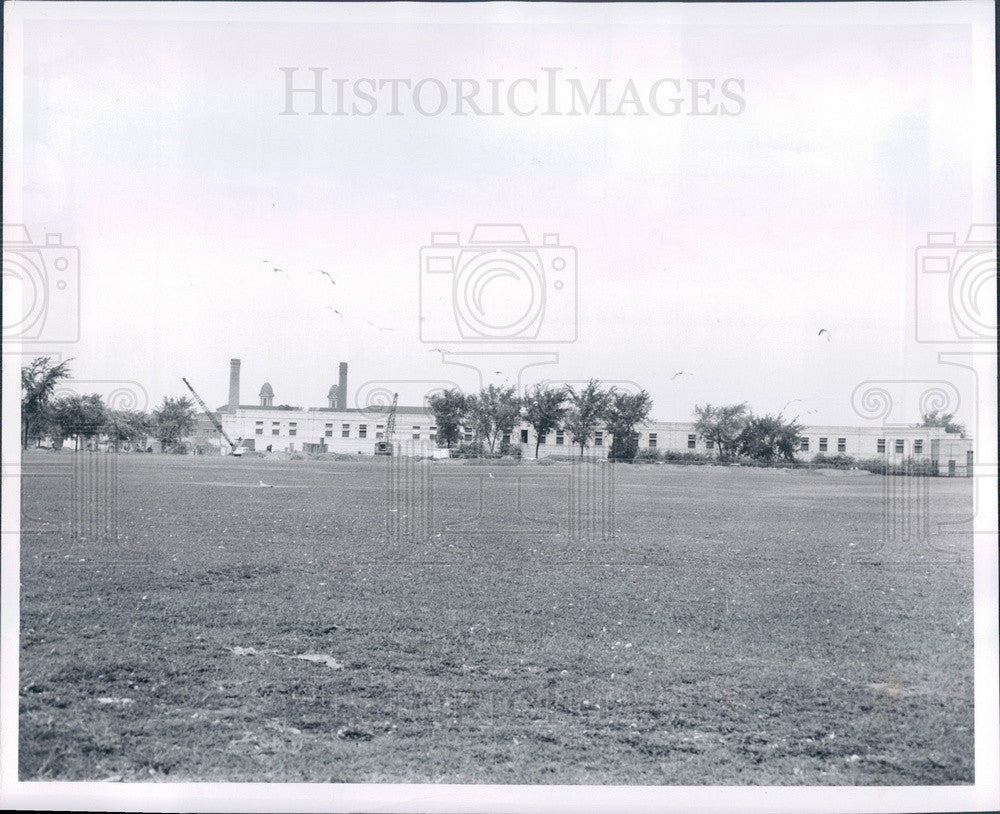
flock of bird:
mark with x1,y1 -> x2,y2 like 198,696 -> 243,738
263,260 -> 395,333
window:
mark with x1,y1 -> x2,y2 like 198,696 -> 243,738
464,430 -> 473,443
555,431 -> 565,446
819,437 -> 828,452
272,421 -> 280,437
412,425 -> 421,440
255,421 -> 264,436
594,431 -> 603,447
895,439 -> 905,454
520,429 -> 529,444
288,422 -> 297,437
376,424 -> 385,440
648,433 -> 658,449
800,437 -> 810,452
429,426 -> 436,442
706,439 -> 714,450
877,438 -> 886,454
538,432 -> 547,445
359,424 -> 367,439
687,434 -> 697,449
837,438 -> 846,453
502,431 -> 511,445
914,439 -> 923,454
324,422 -> 333,438
342,423 -> 350,438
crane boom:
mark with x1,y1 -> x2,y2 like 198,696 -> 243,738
182,377 -> 240,452
384,392 -> 398,442
374,392 -> 399,455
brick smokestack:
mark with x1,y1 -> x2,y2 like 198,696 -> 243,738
228,358 -> 241,410
338,362 -> 348,411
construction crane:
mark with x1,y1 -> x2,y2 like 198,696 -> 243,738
182,377 -> 244,455
374,392 -> 398,456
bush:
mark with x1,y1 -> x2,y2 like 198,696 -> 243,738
810,453 -> 856,469
450,441 -> 486,458
498,440 -> 523,460
661,450 -> 716,463
636,448 -> 663,462
452,441 -> 522,460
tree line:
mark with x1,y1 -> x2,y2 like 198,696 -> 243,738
23,356 -> 967,458
20,358 -> 197,451
428,380 -> 654,459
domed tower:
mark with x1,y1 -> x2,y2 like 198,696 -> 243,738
259,382 -> 274,407
327,384 -> 340,409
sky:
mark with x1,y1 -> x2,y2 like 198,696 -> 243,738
4,1 -> 995,427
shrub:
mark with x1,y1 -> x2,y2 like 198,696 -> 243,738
809,453 -> 856,469
854,456 -> 935,476
661,450 -> 715,463
498,440 -> 523,460
451,441 -> 486,459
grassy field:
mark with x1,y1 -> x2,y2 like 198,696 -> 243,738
18,452 -> 974,784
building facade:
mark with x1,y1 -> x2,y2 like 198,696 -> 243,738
208,359 -> 975,475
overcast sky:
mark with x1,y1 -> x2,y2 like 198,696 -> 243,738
5,1 -> 995,426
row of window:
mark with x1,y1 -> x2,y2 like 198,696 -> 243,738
495,430 -> 608,446
799,437 -> 850,453
255,421 -> 441,441
252,421 -> 928,455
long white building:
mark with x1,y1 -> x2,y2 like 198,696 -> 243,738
206,359 -> 974,475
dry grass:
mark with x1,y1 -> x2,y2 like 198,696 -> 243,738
18,453 -> 973,783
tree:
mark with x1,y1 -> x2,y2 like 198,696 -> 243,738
152,396 -> 196,451
737,413 -> 803,463
465,385 -> 520,453
48,393 -> 108,450
919,409 -> 966,438
521,384 -> 567,459
103,409 -> 152,452
426,388 -> 469,449
693,403 -> 749,459
605,388 -> 654,460
564,379 -> 610,457
21,357 -> 72,449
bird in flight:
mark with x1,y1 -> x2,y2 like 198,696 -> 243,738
428,348 -> 445,353
782,399 -> 802,411
311,270 -> 336,285
366,321 -> 394,332
818,328 -> 830,341
671,371 -> 693,380
323,307 -> 344,319
271,267 -> 288,278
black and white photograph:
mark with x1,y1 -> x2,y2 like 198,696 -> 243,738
1,1 -> 997,812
